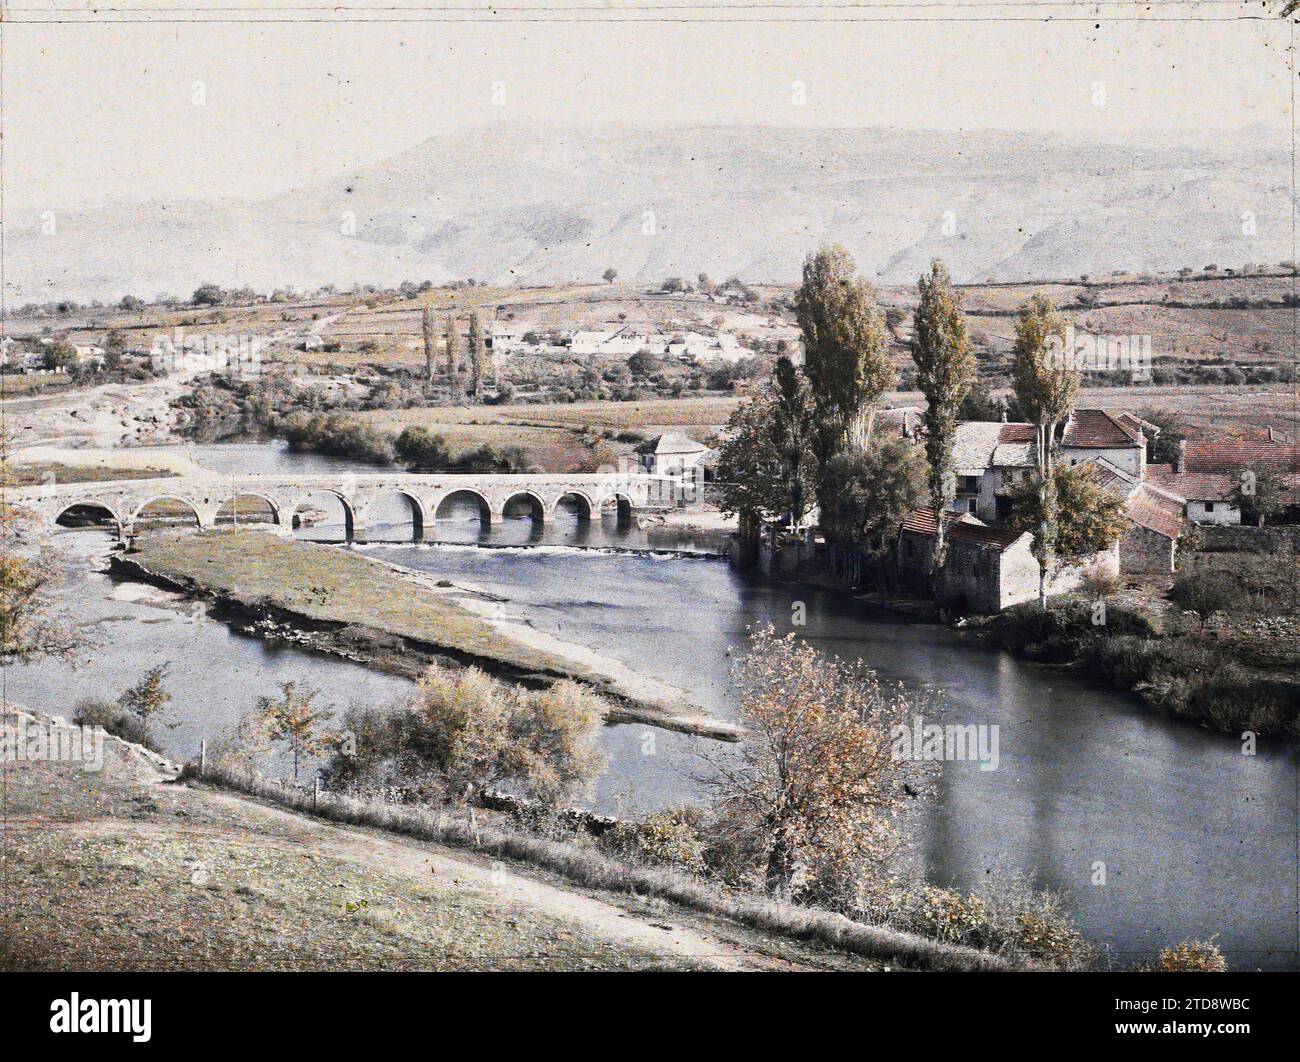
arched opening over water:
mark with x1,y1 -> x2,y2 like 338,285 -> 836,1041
215,493 -> 280,526
434,489 -> 493,529
553,491 -> 594,522
501,491 -> 546,524
362,490 -> 426,542
55,502 -> 120,534
133,496 -> 201,531
600,492 -> 635,527
290,491 -> 356,541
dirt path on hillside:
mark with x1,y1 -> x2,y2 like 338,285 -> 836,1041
6,789 -> 804,971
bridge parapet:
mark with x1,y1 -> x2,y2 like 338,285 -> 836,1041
8,469 -> 697,542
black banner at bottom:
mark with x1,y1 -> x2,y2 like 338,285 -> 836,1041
1,970 -> 1292,1048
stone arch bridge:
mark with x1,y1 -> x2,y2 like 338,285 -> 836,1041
11,471 -> 693,543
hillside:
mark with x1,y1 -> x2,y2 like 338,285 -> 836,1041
0,706 -> 876,971
6,123 -> 1291,303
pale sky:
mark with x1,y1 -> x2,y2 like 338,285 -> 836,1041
3,2 -> 1292,212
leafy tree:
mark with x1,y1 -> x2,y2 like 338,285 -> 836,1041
444,315 -> 463,397
715,379 -> 817,552
957,380 -> 1003,422
1135,406 -> 1185,466
192,283 -> 224,306
395,425 -> 450,470
0,438 -> 76,662
1170,570 -> 1239,630
912,260 -> 976,574
102,329 -> 127,372
41,338 -> 77,372
1229,466 -> 1292,526
1010,294 -> 1080,608
770,356 -> 818,531
602,268 -> 618,284
701,625 -> 924,896
628,348 -> 661,378
795,244 -> 893,457
421,305 -> 437,382
117,664 -> 174,741
257,681 -> 333,782
118,294 -> 145,312
817,441 -> 926,591
1006,464 -> 1127,602
468,312 -> 486,402
327,663 -> 605,807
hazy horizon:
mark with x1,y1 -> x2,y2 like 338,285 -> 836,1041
4,5 -> 1289,213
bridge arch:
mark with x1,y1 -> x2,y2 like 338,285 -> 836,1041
215,492 -> 282,526
132,495 -> 203,530
360,489 -> 427,543
289,490 -> 358,541
551,490 -> 595,521
500,490 -> 547,524
434,488 -> 493,528
54,499 -> 123,533
597,491 -> 635,526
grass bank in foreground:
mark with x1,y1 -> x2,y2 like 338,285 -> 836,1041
111,528 -> 738,739
0,706 -> 864,971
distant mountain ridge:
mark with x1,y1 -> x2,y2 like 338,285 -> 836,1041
6,123 -> 1292,303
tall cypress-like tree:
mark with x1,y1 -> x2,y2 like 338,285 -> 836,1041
468,312 -> 486,402
795,245 -> 893,461
444,316 -> 463,398
911,260 -> 976,575
1010,293 -> 1080,608
421,305 -> 437,382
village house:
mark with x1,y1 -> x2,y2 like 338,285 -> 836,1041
896,508 -> 1118,612
633,432 -> 712,477
1058,409 -> 1154,478
944,421 -> 1037,521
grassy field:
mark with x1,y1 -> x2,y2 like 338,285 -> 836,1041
119,529 -> 734,737
125,529 -> 583,678
2,708 -> 866,971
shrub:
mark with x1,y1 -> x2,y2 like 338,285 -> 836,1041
1144,938 -> 1228,972
71,698 -> 157,752
1170,570 -> 1239,626
603,806 -> 707,875
323,664 -> 606,809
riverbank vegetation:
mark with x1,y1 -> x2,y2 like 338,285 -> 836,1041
983,558 -> 1300,737
195,624 -> 1096,970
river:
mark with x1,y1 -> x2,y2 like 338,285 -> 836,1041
7,441 -> 1296,969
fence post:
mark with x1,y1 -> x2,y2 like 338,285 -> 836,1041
313,775 -> 320,810
199,739 -> 207,774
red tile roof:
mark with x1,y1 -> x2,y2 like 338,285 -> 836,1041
1182,439 -> 1300,474
900,508 -> 1025,550
1143,464 -> 1233,502
1061,409 -> 1142,449
1124,485 -> 1185,540
998,423 -> 1037,444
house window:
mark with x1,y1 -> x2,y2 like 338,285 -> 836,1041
968,498 -> 978,514
1204,502 -> 1215,513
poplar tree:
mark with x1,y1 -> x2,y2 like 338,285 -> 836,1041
911,260 -> 976,574
468,312 -> 486,402
421,305 -> 437,382
1010,294 -> 1080,608
444,316 -> 463,398
795,245 -> 894,459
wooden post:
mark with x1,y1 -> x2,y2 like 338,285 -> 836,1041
199,739 -> 207,774
313,775 -> 320,810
